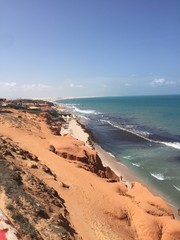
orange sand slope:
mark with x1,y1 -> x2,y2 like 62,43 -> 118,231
0,109 -> 180,240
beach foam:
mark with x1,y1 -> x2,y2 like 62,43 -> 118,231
173,185 -> 180,192
74,107 -> 96,114
132,162 -> 141,167
160,141 -> 180,150
150,172 -> 166,181
123,155 -> 133,160
106,151 -> 116,158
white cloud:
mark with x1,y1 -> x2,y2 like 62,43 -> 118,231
0,82 -> 17,88
165,80 -> 176,85
150,78 -> 165,86
69,83 -> 83,88
21,84 -> 35,90
37,84 -> 51,89
21,83 -> 51,91
150,78 -> 178,87
125,83 -> 132,87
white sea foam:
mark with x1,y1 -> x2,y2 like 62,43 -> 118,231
150,172 -> 166,181
107,152 -> 115,158
133,130 -> 150,137
160,142 -> 180,150
173,185 -> 180,191
132,163 -> 141,167
66,104 -> 80,106
123,155 -> 132,160
126,124 -> 134,129
100,119 -> 111,124
74,107 -> 96,114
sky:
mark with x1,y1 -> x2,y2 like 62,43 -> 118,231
0,0 -> 180,98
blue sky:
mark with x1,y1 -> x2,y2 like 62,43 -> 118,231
0,0 -> 180,98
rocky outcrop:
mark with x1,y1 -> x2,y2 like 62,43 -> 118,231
55,135 -> 119,182
41,111 -> 69,136
0,136 -> 80,240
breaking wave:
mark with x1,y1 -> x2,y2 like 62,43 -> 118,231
100,120 -> 180,150
74,107 -> 96,114
150,172 -> 166,181
107,152 -> 115,158
160,142 -> 180,150
123,155 -> 132,160
173,185 -> 180,191
132,163 -> 141,167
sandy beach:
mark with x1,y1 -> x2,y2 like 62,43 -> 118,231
0,104 -> 180,239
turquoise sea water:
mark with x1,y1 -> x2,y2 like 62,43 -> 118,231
57,95 -> 180,208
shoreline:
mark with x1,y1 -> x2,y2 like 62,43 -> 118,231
60,112 -> 180,220
94,143 -> 180,220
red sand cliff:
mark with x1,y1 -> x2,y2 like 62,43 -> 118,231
0,108 -> 180,240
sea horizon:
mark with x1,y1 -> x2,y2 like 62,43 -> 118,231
55,93 -> 180,103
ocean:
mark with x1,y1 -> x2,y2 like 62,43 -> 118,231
57,95 -> 180,208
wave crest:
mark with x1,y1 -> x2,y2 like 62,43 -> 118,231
173,185 -> 180,191
132,163 -> 141,167
160,142 -> 180,150
74,107 -> 96,114
150,172 -> 166,181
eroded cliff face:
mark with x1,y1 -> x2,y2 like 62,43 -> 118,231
54,135 -> 119,181
0,136 -> 81,240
